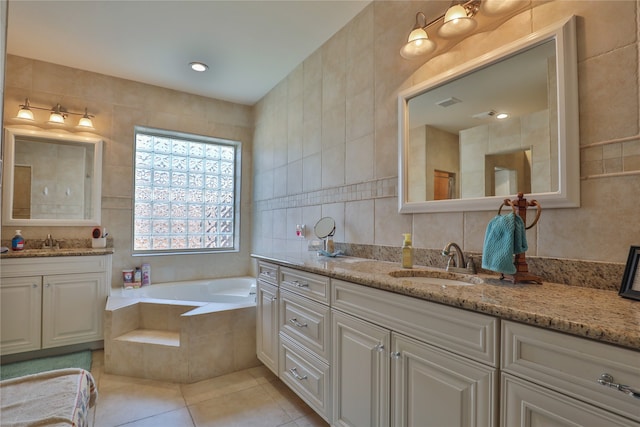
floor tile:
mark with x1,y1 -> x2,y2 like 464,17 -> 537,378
94,373 -> 186,426
118,408 -> 195,427
89,350 -> 328,427
188,384 -> 292,427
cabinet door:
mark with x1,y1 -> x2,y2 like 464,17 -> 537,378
42,272 -> 105,348
332,310 -> 390,427
0,276 -> 42,355
501,373 -> 637,427
256,280 -> 279,374
392,333 -> 497,427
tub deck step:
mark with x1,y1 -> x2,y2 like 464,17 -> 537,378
114,329 -> 180,347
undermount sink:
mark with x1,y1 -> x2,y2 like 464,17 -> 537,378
388,269 -> 484,286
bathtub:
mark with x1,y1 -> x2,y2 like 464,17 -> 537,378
116,276 -> 257,306
104,276 -> 260,383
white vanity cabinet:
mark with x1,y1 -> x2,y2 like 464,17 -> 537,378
0,276 -> 43,354
332,278 -> 498,427
0,254 -> 112,356
256,261 -> 279,375
501,321 -> 640,427
278,267 -> 332,421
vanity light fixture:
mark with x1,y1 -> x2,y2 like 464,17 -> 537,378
400,0 -> 526,60
190,61 -> 209,72
15,98 -> 96,129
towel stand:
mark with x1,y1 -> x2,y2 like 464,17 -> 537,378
499,192 -> 543,284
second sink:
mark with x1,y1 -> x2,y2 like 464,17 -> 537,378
388,269 -> 484,286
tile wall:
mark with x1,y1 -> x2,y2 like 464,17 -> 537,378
2,56 -> 254,288
252,1 -> 640,270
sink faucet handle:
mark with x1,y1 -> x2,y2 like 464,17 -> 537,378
466,256 -> 477,273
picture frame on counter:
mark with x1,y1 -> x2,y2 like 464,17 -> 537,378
619,246 -> 640,301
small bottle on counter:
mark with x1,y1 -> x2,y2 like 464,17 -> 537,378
402,233 -> 413,269
11,230 -> 25,251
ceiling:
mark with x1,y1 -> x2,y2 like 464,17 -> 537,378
6,0 -> 371,106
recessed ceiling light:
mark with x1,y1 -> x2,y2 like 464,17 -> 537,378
496,113 -> 509,120
190,62 -> 209,72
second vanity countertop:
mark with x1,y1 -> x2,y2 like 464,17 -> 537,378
1,248 -> 114,259
252,252 -> 640,351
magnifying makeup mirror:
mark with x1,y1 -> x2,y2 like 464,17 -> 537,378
314,217 -> 336,254
314,217 -> 336,239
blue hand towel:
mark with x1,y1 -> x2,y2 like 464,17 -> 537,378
482,212 -> 528,275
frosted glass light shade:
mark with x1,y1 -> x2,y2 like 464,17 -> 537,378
78,116 -> 94,128
400,27 -> 436,59
438,4 -> 477,38
48,112 -> 65,124
16,107 -> 34,120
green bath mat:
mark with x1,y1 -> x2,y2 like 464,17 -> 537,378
0,351 -> 92,381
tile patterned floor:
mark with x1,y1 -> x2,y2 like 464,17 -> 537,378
91,350 -> 329,427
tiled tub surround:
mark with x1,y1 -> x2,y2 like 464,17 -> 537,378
252,252 -> 640,351
104,296 -> 260,383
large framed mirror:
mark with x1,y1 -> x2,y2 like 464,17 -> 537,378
2,127 -> 103,226
398,16 -> 579,213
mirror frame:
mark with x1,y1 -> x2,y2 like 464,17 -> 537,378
398,16 -> 579,213
2,127 -> 103,226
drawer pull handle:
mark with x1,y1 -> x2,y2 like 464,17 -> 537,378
597,373 -> 640,399
289,318 -> 308,328
291,280 -> 309,288
289,367 -> 307,380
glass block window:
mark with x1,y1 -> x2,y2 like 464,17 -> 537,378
133,126 -> 241,254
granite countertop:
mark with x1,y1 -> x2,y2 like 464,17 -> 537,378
1,248 -> 114,259
252,252 -> 640,351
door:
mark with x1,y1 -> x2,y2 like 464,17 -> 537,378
42,273 -> 105,348
0,276 -> 42,355
256,280 -> 279,374
332,310 -> 390,427
392,333 -> 497,427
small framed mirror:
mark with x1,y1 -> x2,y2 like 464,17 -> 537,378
398,16 -> 579,213
2,127 -> 103,226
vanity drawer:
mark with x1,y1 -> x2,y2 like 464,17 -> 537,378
332,279 -> 498,366
279,335 -> 331,422
280,290 -> 331,363
502,320 -> 640,423
257,261 -> 278,285
280,267 -> 330,304
1,256 -> 110,278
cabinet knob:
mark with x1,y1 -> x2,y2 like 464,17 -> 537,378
597,373 -> 640,399
289,367 -> 308,380
288,318 -> 308,328
270,296 -> 277,302
32,283 -> 38,289
390,351 -> 401,359
374,343 -> 385,352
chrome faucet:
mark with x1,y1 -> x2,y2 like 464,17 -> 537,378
442,242 -> 476,274
42,234 -> 60,250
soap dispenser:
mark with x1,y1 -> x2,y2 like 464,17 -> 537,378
402,233 -> 413,268
11,230 -> 25,251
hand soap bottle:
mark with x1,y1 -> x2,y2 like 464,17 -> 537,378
402,233 -> 413,268
11,230 -> 25,251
